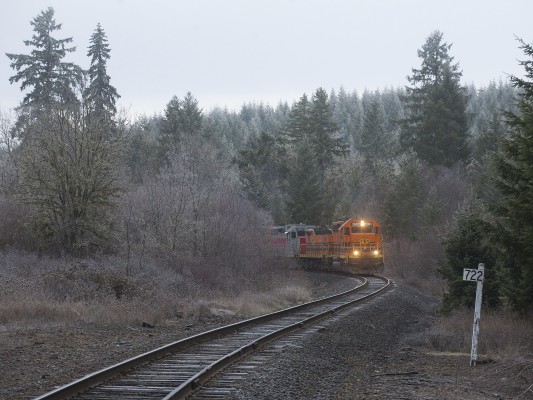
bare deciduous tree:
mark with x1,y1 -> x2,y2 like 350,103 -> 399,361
0,107 -> 19,195
17,101 -> 123,254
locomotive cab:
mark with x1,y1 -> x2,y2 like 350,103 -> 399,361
333,218 -> 384,272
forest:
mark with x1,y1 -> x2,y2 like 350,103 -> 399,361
0,6 -> 532,329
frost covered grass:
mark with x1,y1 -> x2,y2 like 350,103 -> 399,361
0,249 -> 312,327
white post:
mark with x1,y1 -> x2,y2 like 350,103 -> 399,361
470,263 -> 484,367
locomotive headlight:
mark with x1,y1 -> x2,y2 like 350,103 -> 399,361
353,250 -> 360,256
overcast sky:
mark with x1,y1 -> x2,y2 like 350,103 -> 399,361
1,0 -> 533,117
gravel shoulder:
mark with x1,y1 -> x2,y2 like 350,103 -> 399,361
0,276 -> 525,399
231,281 -> 508,399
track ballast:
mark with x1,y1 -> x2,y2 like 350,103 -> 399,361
35,274 -> 390,400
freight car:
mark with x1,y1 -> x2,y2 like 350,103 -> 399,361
270,218 -> 384,274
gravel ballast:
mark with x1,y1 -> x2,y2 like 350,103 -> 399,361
224,281 -> 509,399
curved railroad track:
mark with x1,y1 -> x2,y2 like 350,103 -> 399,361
35,274 -> 390,400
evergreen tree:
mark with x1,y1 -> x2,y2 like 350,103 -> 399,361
204,106 -> 247,152
467,80 -> 518,138
280,89 -> 348,223
160,95 -> 182,150
416,66 -> 470,166
400,31 -> 469,166
84,23 -> 120,118
489,39 -> 533,313
360,94 -> 395,166
283,94 -> 311,144
382,151 -> 425,237
472,112 -> 505,162
418,185 -> 443,232
125,115 -> 161,183
285,137 -> 323,224
235,131 -> 277,209
309,88 -> 349,170
6,7 -> 83,109
328,153 -> 363,218
159,92 -> 203,157
381,87 -> 404,135
331,86 -> 362,148
180,91 -> 203,139
439,196 -> 499,313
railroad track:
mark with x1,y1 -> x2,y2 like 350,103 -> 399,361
35,274 -> 390,400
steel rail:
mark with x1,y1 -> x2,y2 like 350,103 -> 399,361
166,275 -> 390,399
34,274 -> 388,400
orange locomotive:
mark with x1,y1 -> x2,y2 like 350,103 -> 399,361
332,218 -> 384,272
274,218 -> 384,274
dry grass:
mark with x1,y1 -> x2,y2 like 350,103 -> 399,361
0,250 -> 313,328
423,287 -> 533,394
426,309 -> 533,398
427,308 -> 532,363
224,286 -> 312,317
0,300 -> 79,326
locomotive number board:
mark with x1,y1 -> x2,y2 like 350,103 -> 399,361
352,222 -> 373,227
